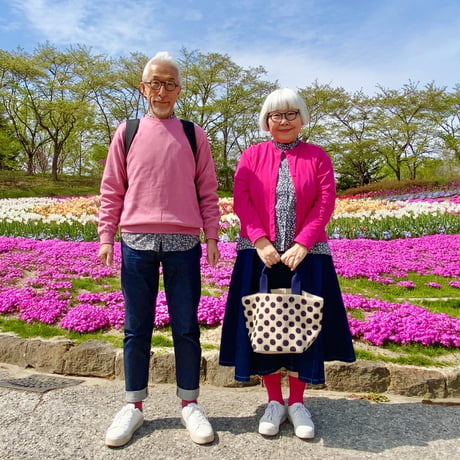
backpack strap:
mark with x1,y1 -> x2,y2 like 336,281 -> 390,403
180,119 -> 197,157
124,118 -> 140,155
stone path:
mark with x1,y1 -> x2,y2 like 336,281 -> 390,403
0,363 -> 459,460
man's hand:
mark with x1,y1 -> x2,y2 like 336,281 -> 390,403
206,239 -> 220,267
98,243 -> 114,267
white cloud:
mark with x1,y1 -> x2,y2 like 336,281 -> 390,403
9,0 -> 165,54
4,0 -> 460,93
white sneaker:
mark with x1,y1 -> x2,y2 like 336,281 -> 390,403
181,403 -> 215,444
258,401 -> 287,436
288,403 -> 315,439
105,404 -> 144,447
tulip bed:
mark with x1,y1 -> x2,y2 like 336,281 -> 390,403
0,188 -> 459,350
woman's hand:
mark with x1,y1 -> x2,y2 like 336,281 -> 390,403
254,237 -> 281,268
281,243 -> 308,270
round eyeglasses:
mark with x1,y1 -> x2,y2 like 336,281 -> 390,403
143,79 -> 179,91
268,111 -> 299,122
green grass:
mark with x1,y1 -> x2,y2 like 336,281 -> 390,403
0,316 -> 123,347
71,276 -> 121,293
2,172 -> 457,199
151,334 -> 173,347
339,274 -> 460,317
0,171 -> 101,198
354,347 -> 453,367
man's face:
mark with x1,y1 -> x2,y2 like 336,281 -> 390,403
140,63 -> 181,119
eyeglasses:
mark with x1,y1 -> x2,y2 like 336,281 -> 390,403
268,111 -> 299,122
143,79 -> 179,91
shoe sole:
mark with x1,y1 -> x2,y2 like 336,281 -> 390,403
258,414 -> 287,436
105,419 -> 144,447
181,417 -> 215,445
294,427 -> 315,439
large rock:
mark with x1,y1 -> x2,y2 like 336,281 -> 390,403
24,339 -> 74,374
445,367 -> 460,397
0,335 -> 27,367
325,360 -> 391,393
0,333 -> 458,400
149,351 -> 175,384
203,351 -> 260,387
114,349 -> 124,379
63,340 -> 116,378
388,364 -> 447,398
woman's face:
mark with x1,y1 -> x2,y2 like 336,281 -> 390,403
267,109 -> 302,143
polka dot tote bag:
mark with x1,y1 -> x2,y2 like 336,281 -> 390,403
242,267 -> 323,354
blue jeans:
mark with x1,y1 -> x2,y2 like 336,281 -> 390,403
121,241 -> 202,402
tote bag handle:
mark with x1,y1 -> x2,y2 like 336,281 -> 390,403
259,266 -> 301,295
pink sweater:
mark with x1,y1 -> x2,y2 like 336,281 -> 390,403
98,116 -> 220,245
234,141 -> 336,251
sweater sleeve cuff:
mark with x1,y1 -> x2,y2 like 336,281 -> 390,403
204,228 -> 219,241
99,233 -> 115,245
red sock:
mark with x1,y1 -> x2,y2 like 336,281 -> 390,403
288,375 -> 306,406
127,401 -> 143,411
181,399 -> 198,408
262,373 -> 284,405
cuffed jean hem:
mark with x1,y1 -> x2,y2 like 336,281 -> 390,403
177,386 -> 200,401
125,387 -> 148,403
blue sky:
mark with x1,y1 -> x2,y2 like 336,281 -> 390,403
1,0 -> 459,94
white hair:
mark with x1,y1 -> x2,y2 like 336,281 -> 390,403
142,51 -> 181,84
258,88 -> 309,131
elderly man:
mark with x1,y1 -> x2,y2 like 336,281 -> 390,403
98,51 -> 220,447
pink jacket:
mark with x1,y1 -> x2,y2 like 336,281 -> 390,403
234,141 -> 336,251
98,116 -> 220,245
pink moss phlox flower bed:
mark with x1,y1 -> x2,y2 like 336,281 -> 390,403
1,235 -> 459,348
344,294 -> 460,347
0,237 -> 235,334
330,234 -> 460,281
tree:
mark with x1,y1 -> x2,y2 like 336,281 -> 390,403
371,81 -> 442,180
430,84 -> 460,162
299,81 -> 344,145
29,45 -> 95,180
177,49 -> 276,190
0,48 -> 50,174
299,83 -> 384,187
0,114 -> 21,170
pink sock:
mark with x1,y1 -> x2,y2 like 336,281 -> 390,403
127,401 -> 143,411
288,375 -> 306,406
262,373 -> 284,405
181,399 -> 198,408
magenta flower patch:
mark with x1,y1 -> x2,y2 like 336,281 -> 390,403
0,235 -> 459,348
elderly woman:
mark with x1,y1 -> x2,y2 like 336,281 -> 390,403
219,88 -> 355,439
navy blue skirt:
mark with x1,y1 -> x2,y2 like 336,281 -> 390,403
219,249 -> 356,384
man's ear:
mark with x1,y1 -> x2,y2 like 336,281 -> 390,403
139,82 -> 147,98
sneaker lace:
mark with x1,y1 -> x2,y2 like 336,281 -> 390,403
190,406 -> 209,427
264,402 -> 282,422
113,406 -> 137,429
292,404 -> 311,419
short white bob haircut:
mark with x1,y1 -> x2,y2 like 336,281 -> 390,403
259,88 -> 309,131
142,51 -> 181,85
